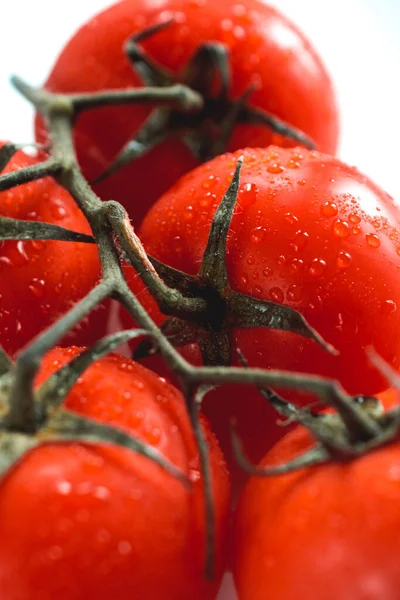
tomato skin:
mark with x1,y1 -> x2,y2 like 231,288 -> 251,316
36,0 -> 339,224
0,347 -> 230,600
0,146 -> 106,356
232,391 -> 400,600
121,146 -> 400,478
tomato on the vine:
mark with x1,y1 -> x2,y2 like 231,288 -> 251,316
0,347 -> 230,599
0,145 -> 106,356
36,0 -> 339,224
121,146 -> 400,477
232,390 -> 400,600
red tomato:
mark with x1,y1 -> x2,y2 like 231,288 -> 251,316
232,390 -> 400,600
120,146 -> 400,479
36,0 -> 339,224
0,347 -> 230,599
0,145 -> 106,356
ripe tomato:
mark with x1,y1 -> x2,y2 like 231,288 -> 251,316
0,347 -> 230,599
36,0 -> 339,224
121,146 -> 400,479
232,390 -> 400,600
0,146 -> 106,356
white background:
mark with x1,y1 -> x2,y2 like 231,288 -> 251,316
0,1 -> 398,598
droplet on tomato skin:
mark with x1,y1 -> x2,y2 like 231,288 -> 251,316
290,230 -> 309,252
28,278 -> 45,297
286,159 -> 300,169
50,202 -> 68,220
381,300 -> 397,315
267,163 -> 285,174
308,258 -> 327,277
290,258 -> 305,273
118,541 -> 132,556
352,226 -> 361,235
269,286 -> 284,303
251,226 -> 267,244
247,255 -> 255,265
287,284 -> 302,302
56,481 -> 72,496
332,219 -> 351,238
297,179 -> 306,186
349,213 -> 361,224
263,266 -> 273,277
277,255 -> 287,266
366,233 -> 380,248
336,251 -> 352,269
284,212 -> 298,226
320,202 -> 338,218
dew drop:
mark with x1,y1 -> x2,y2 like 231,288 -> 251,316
189,469 -> 201,483
286,159 -> 300,169
366,233 -> 380,248
352,226 -> 361,235
290,230 -> 309,252
267,163 -> 284,174
349,213 -> 361,224
118,541 -> 132,556
56,481 -> 72,496
332,219 -> 350,238
28,278 -> 45,297
297,179 -> 306,186
320,202 -> 338,218
287,284 -> 302,302
51,202 -> 68,220
269,287 -> 284,303
381,300 -> 397,315
309,258 -> 327,277
251,226 -> 266,244
290,258 -> 304,273
336,251 -> 352,269
277,255 -> 286,266
247,255 -> 255,266
263,266 -> 273,277
284,212 -> 298,226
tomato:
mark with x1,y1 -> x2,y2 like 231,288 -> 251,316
0,347 -> 230,599
0,145 -> 106,356
232,390 -> 400,600
120,146 -> 400,480
36,0 -> 339,224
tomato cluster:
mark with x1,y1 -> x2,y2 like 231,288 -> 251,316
1,1 -> 400,599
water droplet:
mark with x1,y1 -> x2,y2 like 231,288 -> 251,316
118,541 -> 132,556
336,251 -> 352,269
290,258 -> 304,273
267,163 -> 284,174
269,287 -> 284,303
277,255 -> 286,266
309,258 -> 327,277
51,202 -> 68,220
287,284 -> 302,302
372,220 -> 381,229
290,230 -> 309,252
184,205 -> 194,220
28,278 -> 45,297
297,179 -> 306,186
48,546 -> 63,561
284,212 -> 298,226
251,226 -> 266,244
202,175 -> 218,189
286,159 -> 300,169
263,266 -> 273,277
320,202 -> 338,218
254,285 -> 262,295
352,226 -> 361,235
366,233 -> 380,248
349,213 -> 361,224
189,469 -> 201,483
221,18 -> 233,30
56,481 -> 72,495
94,486 -> 110,500
233,25 -> 245,39
247,255 -> 255,265
332,220 -> 350,238
381,300 -> 397,315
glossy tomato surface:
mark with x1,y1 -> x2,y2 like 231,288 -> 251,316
121,146 -> 400,479
0,146 -> 105,356
0,347 -> 230,600
233,390 -> 400,600
36,0 -> 339,223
